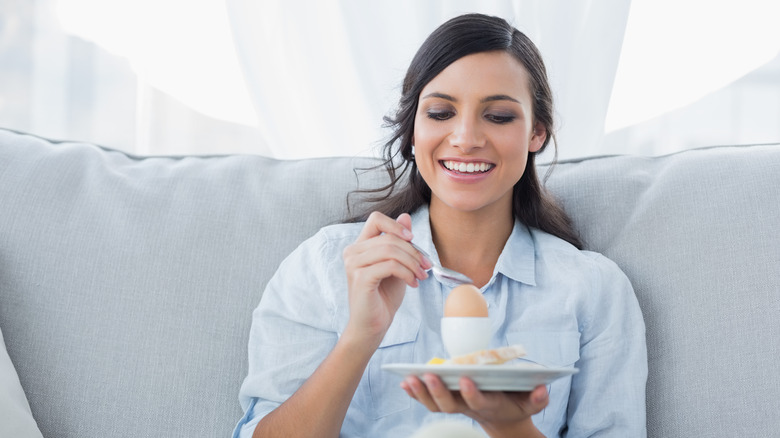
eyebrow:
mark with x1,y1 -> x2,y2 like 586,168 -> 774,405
421,92 -> 520,104
482,94 -> 520,104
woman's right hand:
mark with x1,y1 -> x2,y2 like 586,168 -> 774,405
341,212 -> 431,347
251,212 -> 431,438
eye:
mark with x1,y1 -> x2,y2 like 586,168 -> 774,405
427,110 -> 455,121
485,113 -> 516,124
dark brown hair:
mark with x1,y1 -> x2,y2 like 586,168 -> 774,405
347,13 -> 582,249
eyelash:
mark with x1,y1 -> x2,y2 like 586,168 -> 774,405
426,111 -> 454,121
485,114 -> 516,124
426,111 -> 516,124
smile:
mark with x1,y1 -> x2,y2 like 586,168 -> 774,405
441,160 -> 495,174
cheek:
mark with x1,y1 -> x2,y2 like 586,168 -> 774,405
496,134 -> 531,174
413,116 -> 449,149
497,132 -> 531,157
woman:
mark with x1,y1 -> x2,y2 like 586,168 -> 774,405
234,13 -> 646,438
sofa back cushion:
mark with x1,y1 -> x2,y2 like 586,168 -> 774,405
0,325 -> 43,438
0,129 -> 381,437
1,128 -> 779,437
545,147 -> 780,437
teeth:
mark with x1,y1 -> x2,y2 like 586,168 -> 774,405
443,161 -> 493,173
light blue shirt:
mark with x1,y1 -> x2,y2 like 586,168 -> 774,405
234,206 -> 647,437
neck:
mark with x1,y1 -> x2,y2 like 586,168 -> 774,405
428,200 -> 514,287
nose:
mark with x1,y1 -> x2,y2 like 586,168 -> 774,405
449,115 -> 485,153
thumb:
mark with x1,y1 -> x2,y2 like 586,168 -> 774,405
530,385 -> 549,407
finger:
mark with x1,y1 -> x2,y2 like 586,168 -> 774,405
460,379 -> 547,412
423,373 -> 462,414
344,237 -> 428,282
353,259 -> 421,289
357,211 -> 413,242
529,385 -> 549,408
458,376 -> 490,411
405,376 -> 441,412
501,385 -> 549,416
400,380 -> 413,398
344,245 -> 428,281
346,233 -> 422,266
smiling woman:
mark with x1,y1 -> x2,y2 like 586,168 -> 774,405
412,52 -> 544,236
345,26 -> 582,251
234,13 -> 647,438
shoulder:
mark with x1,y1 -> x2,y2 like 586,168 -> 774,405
529,228 -> 642,335
278,222 -> 365,273
271,221 -> 364,273
309,222 -> 365,251
529,228 -> 631,290
528,228 -> 592,266
263,222 -> 364,309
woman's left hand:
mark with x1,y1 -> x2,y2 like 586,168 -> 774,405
401,374 -> 548,437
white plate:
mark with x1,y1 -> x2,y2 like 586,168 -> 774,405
382,363 -> 578,392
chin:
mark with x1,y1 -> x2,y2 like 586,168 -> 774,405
435,198 -> 502,215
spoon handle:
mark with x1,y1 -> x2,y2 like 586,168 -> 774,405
410,242 -> 473,285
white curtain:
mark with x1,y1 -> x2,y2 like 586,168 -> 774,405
225,0 -> 632,160
1,0 -> 268,156
1,1 -> 778,159
602,0 -> 780,156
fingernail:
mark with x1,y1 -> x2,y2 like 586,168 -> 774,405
402,228 -> 413,239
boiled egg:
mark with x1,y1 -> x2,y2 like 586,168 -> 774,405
444,284 -> 488,317
441,284 -> 491,357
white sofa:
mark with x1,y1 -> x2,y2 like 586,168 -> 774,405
1,127 -> 778,437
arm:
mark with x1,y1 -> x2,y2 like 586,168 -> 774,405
249,212 -> 430,437
566,254 -> 647,436
250,329 -> 378,437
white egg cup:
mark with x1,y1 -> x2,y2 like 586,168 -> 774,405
440,316 -> 491,358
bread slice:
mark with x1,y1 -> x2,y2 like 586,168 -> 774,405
445,344 -> 526,365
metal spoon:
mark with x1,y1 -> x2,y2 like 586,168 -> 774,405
410,242 -> 473,285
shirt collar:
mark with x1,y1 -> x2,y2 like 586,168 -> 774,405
410,206 -> 438,261
495,220 -> 536,286
409,206 -> 536,286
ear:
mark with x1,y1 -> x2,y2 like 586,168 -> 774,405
529,122 -> 546,153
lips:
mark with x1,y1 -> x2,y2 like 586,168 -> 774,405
441,160 -> 495,174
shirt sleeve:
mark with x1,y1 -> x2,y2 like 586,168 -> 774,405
234,229 -> 345,437
566,253 -> 648,437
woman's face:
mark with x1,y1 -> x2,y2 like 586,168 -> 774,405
413,50 -> 545,217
